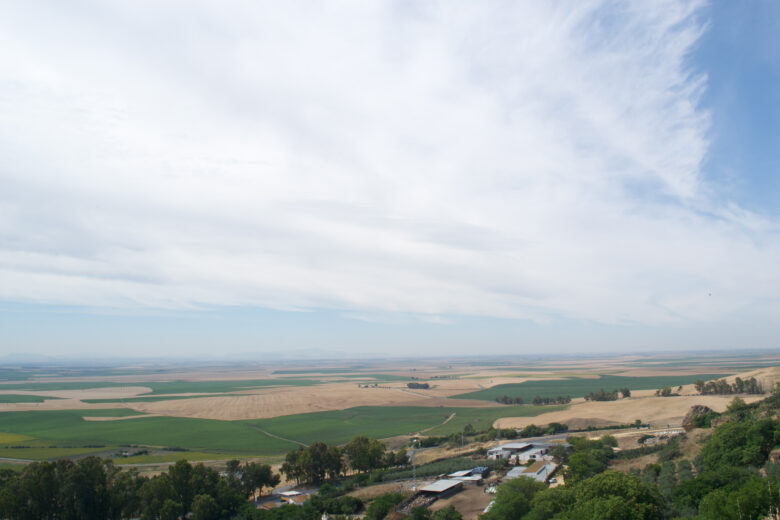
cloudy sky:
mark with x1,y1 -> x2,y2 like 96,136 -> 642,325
1,1 -> 778,359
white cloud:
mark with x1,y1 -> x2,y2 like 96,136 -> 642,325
0,0 -> 778,328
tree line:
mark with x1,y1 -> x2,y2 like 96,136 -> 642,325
0,457 -> 278,520
0,434 -> 410,520
281,436 -> 407,484
407,382 -> 430,389
694,376 -> 763,395
583,387 -> 631,401
494,395 -> 571,405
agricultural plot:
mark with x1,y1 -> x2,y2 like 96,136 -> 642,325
272,367 -> 370,374
247,406 -> 450,446
0,355 -> 769,466
0,410 -> 297,455
247,404 -> 560,446
0,369 -> 34,381
77,409 -> 148,417
423,405 -> 567,436
2,404 -> 559,462
0,395 -> 60,403
453,374 -> 729,402
322,374 -> 413,381
0,442 -> 112,461
82,394 -> 237,404
0,378 -> 322,394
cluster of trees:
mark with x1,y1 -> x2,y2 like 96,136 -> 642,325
485,423 -> 569,441
532,395 -> 571,405
482,470 -> 660,520
655,386 -> 678,397
583,388 -> 621,401
281,436 -> 407,484
407,382 -> 430,389
242,481 -> 366,520
493,395 -> 571,405
495,395 -> 526,404
281,442 -> 343,484
0,435 -> 413,520
0,457 -> 278,520
694,376 -> 763,395
561,435 -> 617,482
517,423 -> 569,437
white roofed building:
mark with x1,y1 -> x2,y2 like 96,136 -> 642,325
487,442 -> 531,460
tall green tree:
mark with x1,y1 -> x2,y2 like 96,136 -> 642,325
345,436 -> 386,473
482,477 -> 546,520
191,494 -> 220,520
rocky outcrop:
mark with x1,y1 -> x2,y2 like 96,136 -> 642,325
682,405 -> 714,431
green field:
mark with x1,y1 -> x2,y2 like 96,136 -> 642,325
0,366 -> 184,381
423,405 -> 567,436
113,451 -> 261,464
0,378 -> 322,395
247,404 -> 561,445
0,442 -> 111,460
452,374 -> 729,402
82,394 -> 238,404
273,367 -> 369,374
0,410 -> 297,456
76,409 -> 147,417
247,407 -> 451,445
328,374 -> 412,381
0,402 -> 561,461
0,394 -> 61,403
0,369 -> 35,382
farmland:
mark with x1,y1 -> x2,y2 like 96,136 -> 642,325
247,404 -> 564,446
0,378 -> 323,394
0,352 -> 778,465
0,410 -> 297,456
0,404 -> 560,460
0,394 -> 59,403
452,373 -> 729,402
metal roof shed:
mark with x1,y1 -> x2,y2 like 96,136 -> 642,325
419,480 -> 463,495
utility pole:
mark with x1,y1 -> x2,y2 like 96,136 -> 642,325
411,438 -> 418,488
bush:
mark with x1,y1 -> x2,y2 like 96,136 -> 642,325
365,492 -> 404,520
698,418 -> 779,470
637,434 -> 654,445
310,494 -> 363,515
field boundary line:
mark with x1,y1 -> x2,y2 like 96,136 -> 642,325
395,388 -> 435,398
417,412 -> 456,434
249,425 -> 308,447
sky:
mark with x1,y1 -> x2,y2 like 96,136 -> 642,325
0,1 -> 778,359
